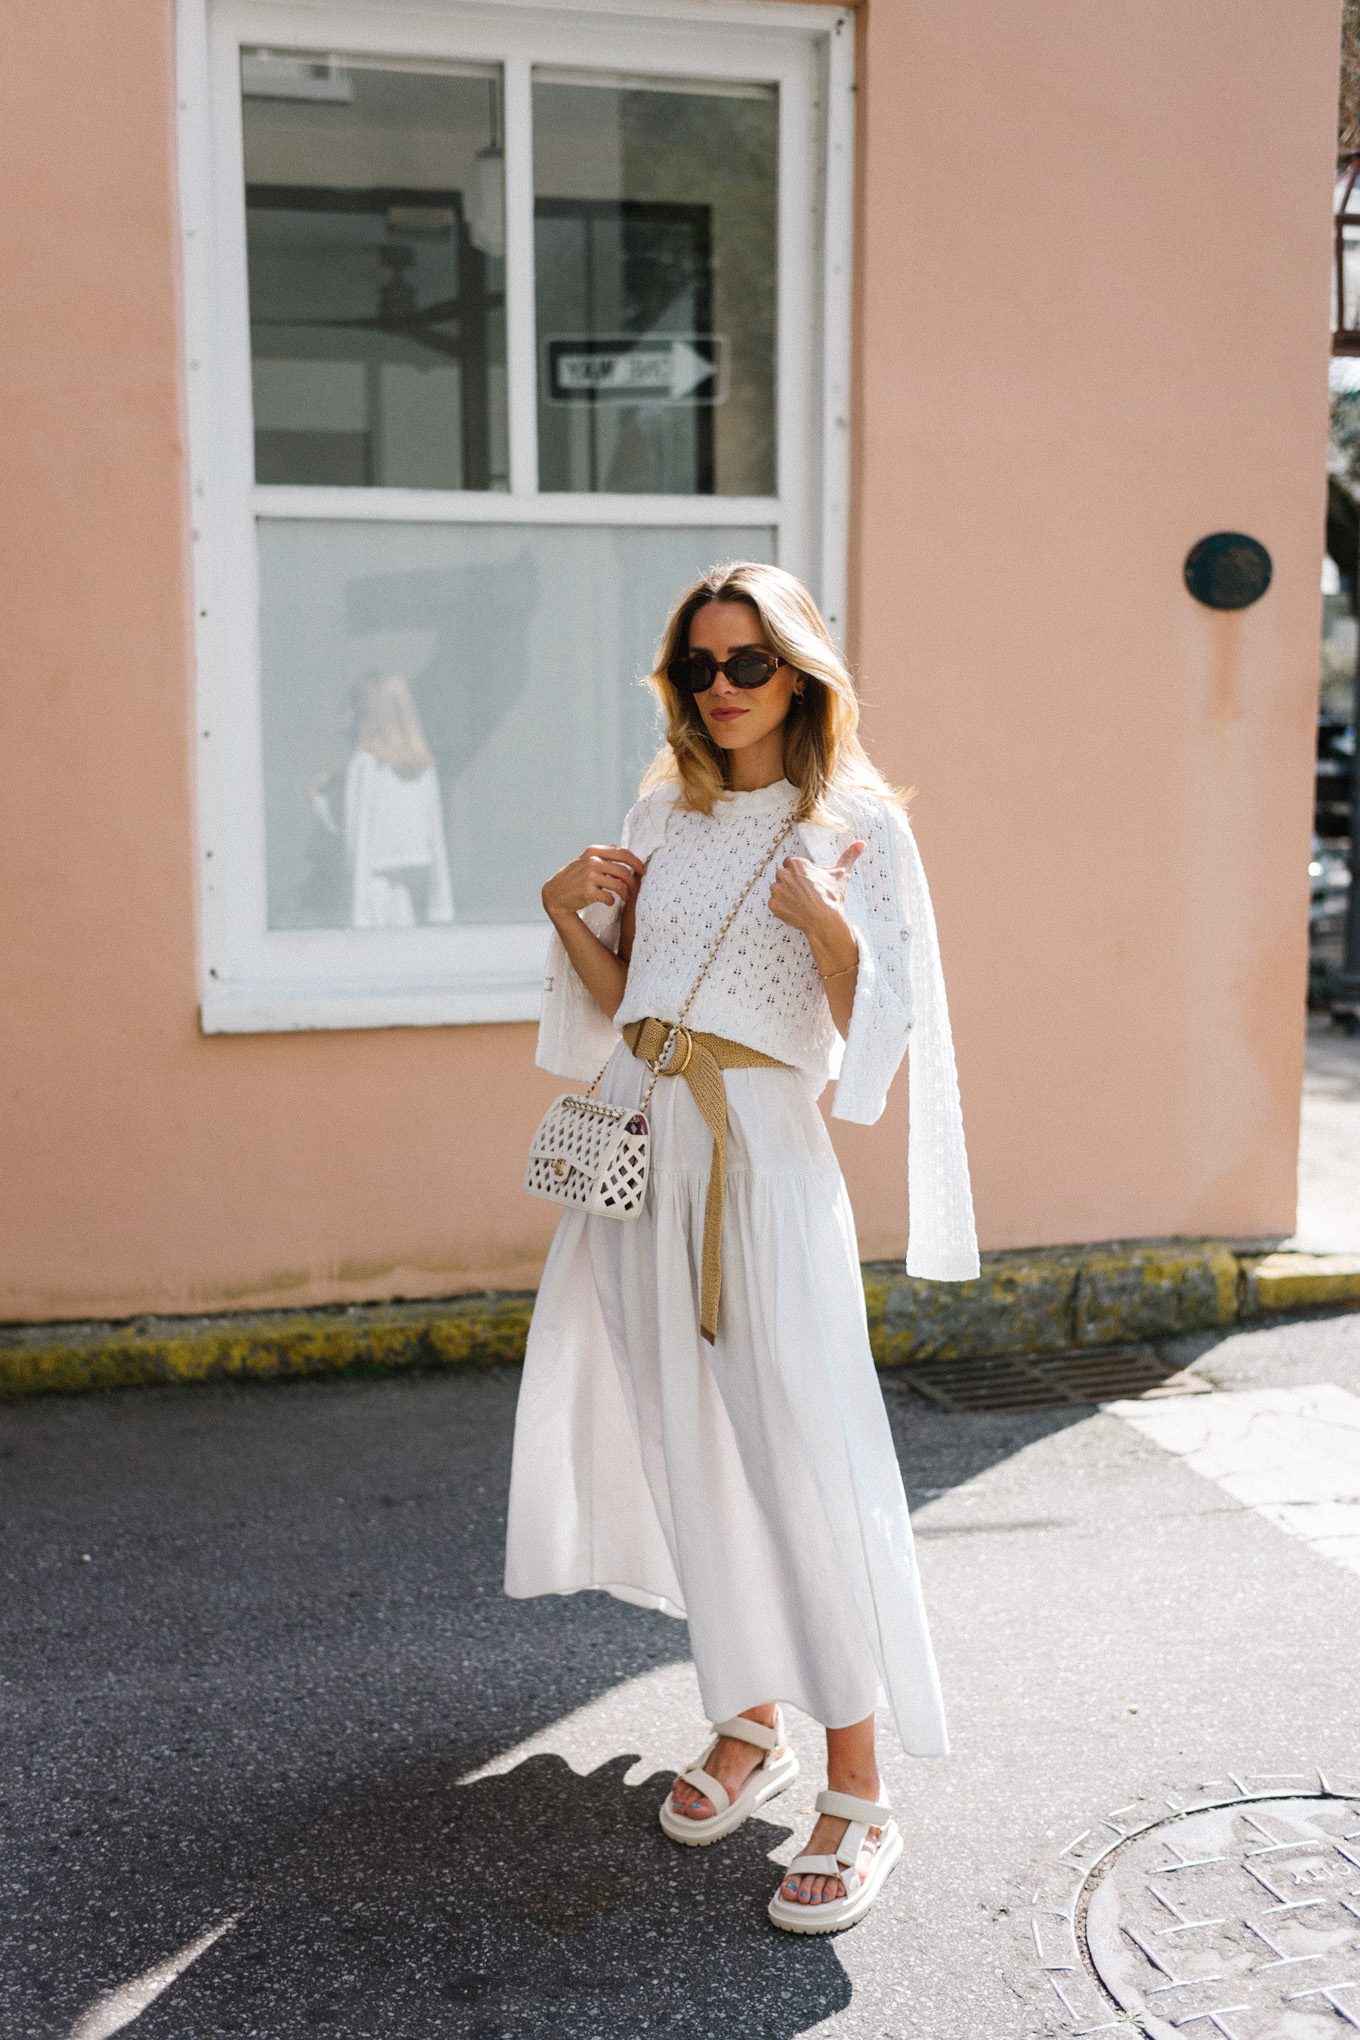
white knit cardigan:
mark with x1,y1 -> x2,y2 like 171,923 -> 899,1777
535,778 -> 980,1283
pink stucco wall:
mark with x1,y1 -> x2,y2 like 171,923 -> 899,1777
0,0 -> 1341,1321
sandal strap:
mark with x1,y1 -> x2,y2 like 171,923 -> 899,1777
785,1847 -> 864,1897
837,1820 -> 869,1882
711,1710 -> 780,1752
815,1786 -> 892,1826
679,1764 -> 730,1814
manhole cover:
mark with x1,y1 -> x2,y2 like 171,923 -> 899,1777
899,1345 -> 1207,1413
1028,1772 -> 1360,2037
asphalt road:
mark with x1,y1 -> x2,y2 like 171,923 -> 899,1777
2,1308 -> 1358,2040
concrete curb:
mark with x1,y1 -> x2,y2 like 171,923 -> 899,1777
1243,1250 -> 1360,1315
864,1237 -> 1244,1364
1,1242 -> 1357,1399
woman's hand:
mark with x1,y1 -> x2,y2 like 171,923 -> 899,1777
767,840 -> 865,938
769,840 -> 866,1041
541,843 -> 645,1026
542,843 -> 647,923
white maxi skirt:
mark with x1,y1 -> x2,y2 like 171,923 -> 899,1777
504,1035 -> 950,1758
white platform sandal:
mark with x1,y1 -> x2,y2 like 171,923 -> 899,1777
767,1786 -> 903,1934
658,1705 -> 800,1846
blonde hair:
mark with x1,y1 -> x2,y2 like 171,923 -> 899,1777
348,672 -> 435,779
638,561 -> 914,825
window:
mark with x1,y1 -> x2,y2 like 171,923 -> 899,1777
532,70 -> 777,496
181,0 -> 853,1029
243,59 -> 509,492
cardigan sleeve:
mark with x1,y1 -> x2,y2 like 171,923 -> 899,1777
827,807 -> 915,1127
830,798 -> 981,1283
534,787 -> 666,1082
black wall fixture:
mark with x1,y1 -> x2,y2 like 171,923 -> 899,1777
1183,532 -> 1273,610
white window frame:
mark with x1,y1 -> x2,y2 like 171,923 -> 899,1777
177,0 -> 855,1033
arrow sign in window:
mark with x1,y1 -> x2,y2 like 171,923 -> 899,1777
545,334 -> 726,405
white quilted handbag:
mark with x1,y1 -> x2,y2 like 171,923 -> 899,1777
524,812 -> 795,1221
525,1092 -> 653,1217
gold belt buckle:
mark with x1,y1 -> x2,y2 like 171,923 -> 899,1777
652,1022 -> 695,1077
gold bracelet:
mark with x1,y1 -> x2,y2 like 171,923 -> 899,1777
819,960 -> 857,983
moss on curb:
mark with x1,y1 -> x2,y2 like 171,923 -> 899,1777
863,1237 -> 1244,1366
0,1291 -> 536,1399
2,1242 -> 1356,1400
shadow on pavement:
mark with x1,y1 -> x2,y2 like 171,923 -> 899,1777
0,1366 -> 1127,2037
53,1751 -> 847,2039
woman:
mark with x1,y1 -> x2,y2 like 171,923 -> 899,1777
505,562 -> 979,1934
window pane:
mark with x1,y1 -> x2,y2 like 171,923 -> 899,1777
257,520 -> 775,929
533,70 -> 777,495
241,53 -> 508,490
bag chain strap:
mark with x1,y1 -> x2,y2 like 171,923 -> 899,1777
583,811 -> 798,1108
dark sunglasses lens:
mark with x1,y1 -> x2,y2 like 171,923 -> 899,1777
729,651 -> 780,688
668,653 -> 715,692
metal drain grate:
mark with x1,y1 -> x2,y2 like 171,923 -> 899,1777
896,1343 -> 1208,1412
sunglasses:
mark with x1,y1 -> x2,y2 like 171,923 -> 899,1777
666,646 -> 784,694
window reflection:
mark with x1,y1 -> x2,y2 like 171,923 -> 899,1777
241,54 -> 509,489
259,521 -> 775,930
533,71 -> 777,495
304,675 -> 454,927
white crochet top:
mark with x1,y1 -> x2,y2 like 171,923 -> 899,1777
536,773 -> 980,1283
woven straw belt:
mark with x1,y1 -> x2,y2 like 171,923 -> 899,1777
620,1016 -> 794,1346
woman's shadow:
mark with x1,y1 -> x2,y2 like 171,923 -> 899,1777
119,1748 -> 853,2038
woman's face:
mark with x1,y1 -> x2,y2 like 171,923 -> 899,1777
685,599 -> 799,762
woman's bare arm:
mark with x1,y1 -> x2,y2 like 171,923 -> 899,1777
543,842 -> 646,1023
